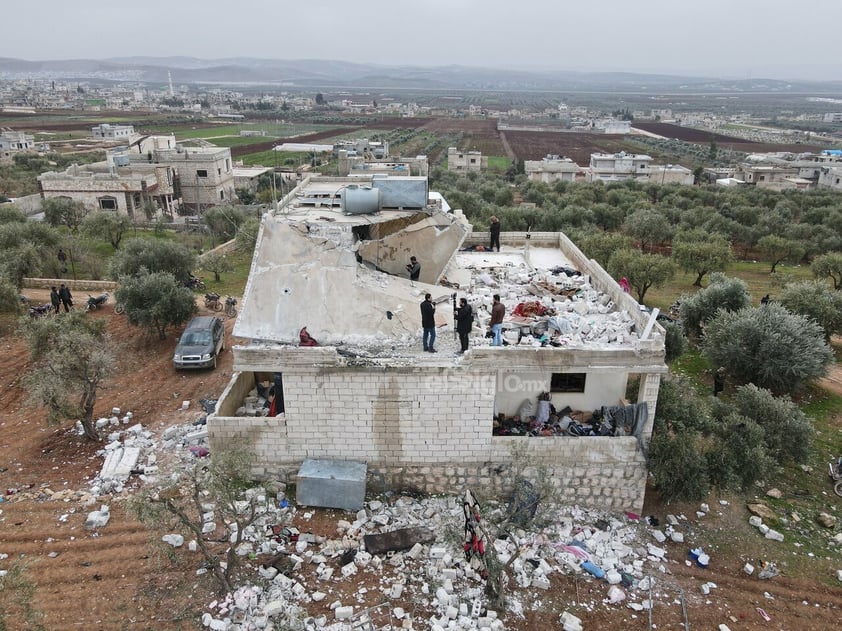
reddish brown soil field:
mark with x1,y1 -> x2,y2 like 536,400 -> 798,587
503,131 -> 637,164
229,127 -> 357,158
633,121 -> 824,153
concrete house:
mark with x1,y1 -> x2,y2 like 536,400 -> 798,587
38,141 -> 235,214
208,174 -> 666,513
588,152 -> 653,182
0,129 -> 34,161
447,147 -> 488,173
524,155 -> 583,183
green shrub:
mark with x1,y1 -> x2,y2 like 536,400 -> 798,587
648,429 -> 710,502
663,321 -> 686,363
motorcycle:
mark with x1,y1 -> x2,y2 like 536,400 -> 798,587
204,292 -> 223,311
185,275 -> 205,291
829,458 -> 842,497
225,295 -> 238,318
29,303 -> 53,318
85,292 -> 109,312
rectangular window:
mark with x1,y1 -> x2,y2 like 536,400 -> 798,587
196,169 -> 208,178
550,372 -> 586,393
99,197 -> 117,210
220,190 -> 224,200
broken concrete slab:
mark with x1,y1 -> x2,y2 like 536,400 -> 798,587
363,527 -> 437,555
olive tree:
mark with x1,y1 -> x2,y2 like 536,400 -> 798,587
22,311 -> 115,441
108,237 -> 196,282
0,221 -> 61,288
235,217 -> 260,253
116,271 -> 198,340
812,252 -> 842,290
622,209 -> 673,253
672,233 -> 734,287
778,280 -> 842,340
578,231 -> 634,268
199,251 -> 233,282
703,303 -> 833,394
42,197 -> 88,232
679,273 -> 750,338
757,234 -> 805,273
607,249 -> 676,303
81,211 -> 132,249
203,205 -> 245,243
729,384 -> 813,464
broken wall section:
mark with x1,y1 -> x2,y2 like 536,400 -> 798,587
357,213 -> 470,285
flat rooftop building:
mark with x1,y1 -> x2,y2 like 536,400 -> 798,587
210,174 -> 666,513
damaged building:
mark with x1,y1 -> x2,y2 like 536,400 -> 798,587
209,174 -> 666,514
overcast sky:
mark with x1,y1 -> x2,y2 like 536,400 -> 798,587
4,0 -> 840,81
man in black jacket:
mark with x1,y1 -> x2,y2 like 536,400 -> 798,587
58,283 -> 73,312
489,216 -> 501,252
420,293 -> 436,352
455,297 -> 473,354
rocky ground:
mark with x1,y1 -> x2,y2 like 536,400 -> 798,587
1,293 -> 842,630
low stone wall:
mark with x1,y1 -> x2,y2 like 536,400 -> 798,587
23,278 -> 118,291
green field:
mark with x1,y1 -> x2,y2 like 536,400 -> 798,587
486,156 -> 513,171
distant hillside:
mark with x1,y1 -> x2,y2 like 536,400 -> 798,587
2,56 -> 842,93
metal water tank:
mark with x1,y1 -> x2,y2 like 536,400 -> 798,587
341,185 -> 381,215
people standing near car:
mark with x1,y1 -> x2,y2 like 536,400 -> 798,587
455,297 -> 473,354
489,294 -> 505,347
58,283 -> 73,312
421,293 -> 437,353
489,216 -> 501,252
49,286 -> 61,315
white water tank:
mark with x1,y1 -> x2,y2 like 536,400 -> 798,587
341,185 -> 380,215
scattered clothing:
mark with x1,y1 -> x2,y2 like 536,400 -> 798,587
299,327 -> 319,347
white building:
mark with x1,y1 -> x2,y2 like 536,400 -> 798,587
524,155 -> 583,183
0,129 -> 34,161
91,124 -> 135,140
588,152 -> 653,182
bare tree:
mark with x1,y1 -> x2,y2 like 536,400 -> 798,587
132,443 -> 263,594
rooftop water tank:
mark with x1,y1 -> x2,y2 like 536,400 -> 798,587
341,185 -> 380,215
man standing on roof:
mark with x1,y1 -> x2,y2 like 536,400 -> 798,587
455,297 -> 473,354
421,293 -> 437,353
406,256 -> 420,282
489,294 -> 505,347
489,216 -> 501,252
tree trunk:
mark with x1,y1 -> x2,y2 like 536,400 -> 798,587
80,385 -> 100,441
693,271 -> 705,287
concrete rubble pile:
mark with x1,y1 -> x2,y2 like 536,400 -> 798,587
82,403 -> 214,500
459,260 -> 641,349
197,496 -> 691,631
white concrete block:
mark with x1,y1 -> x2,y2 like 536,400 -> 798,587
749,515 -> 763,527
341,562 -> 357,577
765,529 -> 784,542
162,534 -> 184,547
335,606 -> 353,620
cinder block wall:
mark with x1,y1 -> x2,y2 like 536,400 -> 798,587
209,366 -> 648,513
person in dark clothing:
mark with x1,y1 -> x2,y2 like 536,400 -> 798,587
713,367 -> 726,397
57,249 -> 67,274
420,292 -> 436,352
406,256 -> 421,282
455,297 -> 473,354
760,294 -> 770,306
489,216 -> 501,252
58,283 -> 73,312
49,286 -> 61,315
